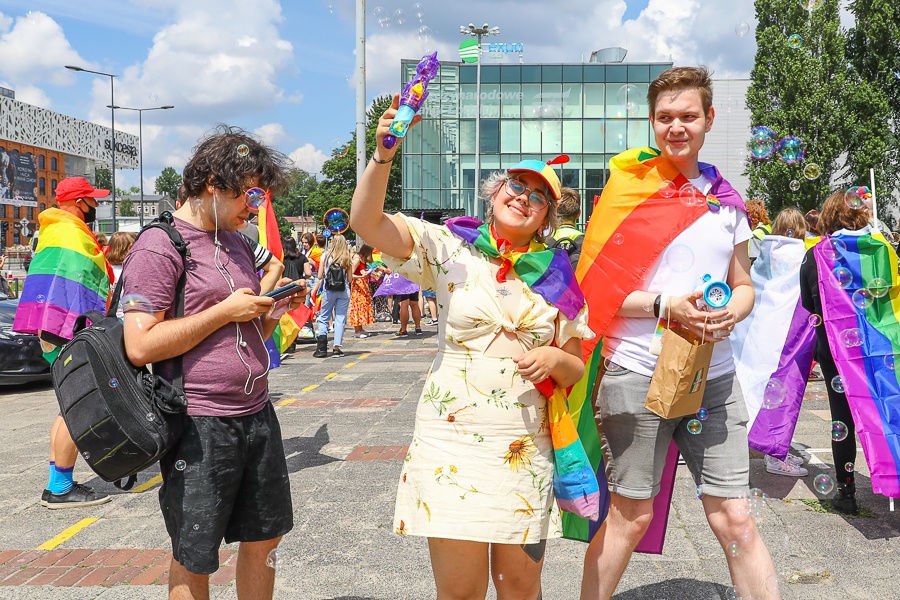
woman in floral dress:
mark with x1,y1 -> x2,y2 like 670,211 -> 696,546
350,95 -> 593,600
348,244 -> 375,337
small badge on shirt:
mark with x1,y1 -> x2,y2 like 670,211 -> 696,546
707,196 -> 721,213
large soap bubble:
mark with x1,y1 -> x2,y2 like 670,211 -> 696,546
776,136 -> 806,164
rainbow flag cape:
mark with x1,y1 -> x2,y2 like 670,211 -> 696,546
13,208 -> 111,340
565,148 -> 745,553
814,231 -> 900,498
258,191 -> 283,261
731,236 -> 816,459
446,216 -> 584,319
533,377 -> 605,520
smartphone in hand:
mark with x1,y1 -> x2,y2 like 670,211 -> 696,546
263,282 -> 303,301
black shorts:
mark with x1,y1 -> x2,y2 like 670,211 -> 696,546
159,402 -> 293,575
394,292 -> 419,302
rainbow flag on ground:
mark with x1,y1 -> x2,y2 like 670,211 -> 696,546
566,148 -> 745,553
815,231 -> 900,498
731,236 -> 816,459
13,208 -> 111,340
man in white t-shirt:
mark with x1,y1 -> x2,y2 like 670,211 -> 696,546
580,67 -> 780,600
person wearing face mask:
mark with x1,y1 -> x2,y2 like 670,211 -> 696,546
13,176 -> 113,509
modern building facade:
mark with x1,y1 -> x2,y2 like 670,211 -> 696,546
0,87 -> 138,248
399,59 -> 752,225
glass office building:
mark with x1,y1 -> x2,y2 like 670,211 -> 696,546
400,60 -> 673,223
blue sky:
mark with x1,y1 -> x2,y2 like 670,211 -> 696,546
0,0 -> 762,190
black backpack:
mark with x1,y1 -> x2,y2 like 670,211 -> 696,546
324,261 -> 347,291
51,213 -> 189,490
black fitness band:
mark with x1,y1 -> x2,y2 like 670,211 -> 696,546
653,294 -> 662,318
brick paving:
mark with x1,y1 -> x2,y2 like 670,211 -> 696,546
345,445 -> 410,461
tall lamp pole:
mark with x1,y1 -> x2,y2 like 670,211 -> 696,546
459,23 -> 500,220
65,65 -> 118,231
107,105 -> 174,228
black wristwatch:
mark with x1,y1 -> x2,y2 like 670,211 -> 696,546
653,294 -> 662,318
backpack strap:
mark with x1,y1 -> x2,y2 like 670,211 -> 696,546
108,211 -> 190,392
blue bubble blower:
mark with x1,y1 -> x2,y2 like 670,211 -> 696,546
696,274 -> 732,338
382,52 -> 440,150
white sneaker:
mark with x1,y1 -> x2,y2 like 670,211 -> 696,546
784,453 -> 804,466
765,455 -> 808,477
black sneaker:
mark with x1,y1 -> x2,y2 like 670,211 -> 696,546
394,330 -> 409,338
830,482 -> 859,515
331,347 -> 346,358
414,328 -> 423,335
41,483 -> 111,509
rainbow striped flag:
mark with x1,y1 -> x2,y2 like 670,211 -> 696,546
13,208 -> 111,340
814,231 -> 900,498
565,148 -> 745,552
258,190 -> 283,261
731,236 -> 816,459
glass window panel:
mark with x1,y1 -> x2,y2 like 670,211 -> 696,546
539,83 -> 563,120
562,84 -> 583,118
38,155 -> 45,169
583,120 -> 605,153
423,189 -> 441,209
439,64 -> 459,84
481,65 -> 500,83
627,82 -> 649,118
584,64 -> 605,82
606,65 -> 627,82
500,120 -> 521,153
521,120 -> 542,153
607,83 -> 628,119
422,121 -> 441,153
460,65 -> 476,83
563,120 -> 583,153
560,168 -> 579,189
406,158 -> 422,188
563,65 -> 582,82
500,65 -> 521,82
480,155 -> 501,172
628,120 -> 652,148
441,119 -> 459,154
521,65 -> 541,82
441,154 -> 460,189
423,155 -> 441,188
650,63 -> 672,80
541,64 -> 562,82
541,120 -> 561,154
459,120 -> 475,154
606,120 -> 627,153
584,84 -> 605,118
480,83 -> 501,118
522,83 -> 542,119
460,84 -> 477,118
406,118 -> 422,153
500,83 -> 521,118
627,64 -> 650,82
480,119 -> 500,153
50,157 -> 57,171
438,83 -> 459,119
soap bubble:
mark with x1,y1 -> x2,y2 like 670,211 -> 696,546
393,8 -> 406,25
748,126 -> 777,159
814,474 -> 834,494
372,6 -> 387,21
801,0 -> 825,11
845,186 -> 871,210
696,485 -> 704,500
831,376 -> 845,393
832,421 -> 849,441
776,136 -> 806,164
237,144 -> 250,157
146,412 -> 156,422
727,541 -> 740,556
149,93 -> 159,102
735,21 -> 751,37
612,233 -> 624,245
617,84 -> 640,117
789,179 -> 801,192
885,355 -> 896,370
762,378 -> 786,409
666,244 -> 695,273
193,524 -> 200,531
832,267 -> 853,289
659,180 -> 677,198
266,548 -> 279,569
109,378 -> 119,388
867,278 -> 890,298
679,183 -> 704,207
413,2 -> 425,21
845,462 -> 855,473
687,419 -> 703,435
175,459 -> 186,471
36,294 -> 46,303
697,407 -> 709,421
788,33 -> 803,49
803,162 -> 821,180
642,300 -> 653,313
852,289 -> 874,310
839,328 -> 865,348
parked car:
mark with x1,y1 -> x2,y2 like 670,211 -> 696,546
0,296 -> 51,386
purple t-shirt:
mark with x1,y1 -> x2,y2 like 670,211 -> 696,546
121,217 -> 269,417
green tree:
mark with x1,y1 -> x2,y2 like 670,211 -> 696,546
94,167 -> 111,190
271,168 -> 319,238
305,95 -> 402,235
747,0 -> 851,214
129,185 -> 140,194
844,0 -> 899,223
118,197 -> 137,217
155,167 -> 182,199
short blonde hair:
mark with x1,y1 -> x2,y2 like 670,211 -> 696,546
481,171 -> 559,243
771,208 -> 806,239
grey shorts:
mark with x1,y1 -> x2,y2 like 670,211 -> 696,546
596,363 -> 750,500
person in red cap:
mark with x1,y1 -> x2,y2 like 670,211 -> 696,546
14,176 -> 113,508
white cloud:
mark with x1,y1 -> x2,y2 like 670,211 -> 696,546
289,143 -> 328,174
254,123 -> 288,147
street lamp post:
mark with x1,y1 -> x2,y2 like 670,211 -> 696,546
107,105 -> 174,228
65,65 -> 118,231
459,23 -> 500,220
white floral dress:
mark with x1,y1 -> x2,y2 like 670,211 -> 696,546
384,214 -> 594,544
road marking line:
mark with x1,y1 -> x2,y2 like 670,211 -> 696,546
343,362 -> 356,369
324,373 -> 338,380
301,384 -> 320,392
130,474 -> 163,494
38,518 -> 98,551
359,353 -> 370,360
277,398 -> 298,406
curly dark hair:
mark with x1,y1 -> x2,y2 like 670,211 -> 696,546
181,124 -> 291,199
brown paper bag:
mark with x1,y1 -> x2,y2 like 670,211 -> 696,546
645,322 -> 714,419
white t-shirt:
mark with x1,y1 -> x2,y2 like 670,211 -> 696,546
603,176 -> 752,379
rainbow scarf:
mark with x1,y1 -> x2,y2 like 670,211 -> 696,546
814,231 -> 900,498
565,148 -> 745,552
13,208 -> 111,341
445,216 -> 584,319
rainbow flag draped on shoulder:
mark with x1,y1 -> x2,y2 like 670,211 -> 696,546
564,148 -> 744,553
814,230 -> 900,498
731,236 -> 816,459
13,208 -> 111,340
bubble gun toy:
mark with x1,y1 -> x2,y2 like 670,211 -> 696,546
696,274 -> 732,338
383,52 -> 440,150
